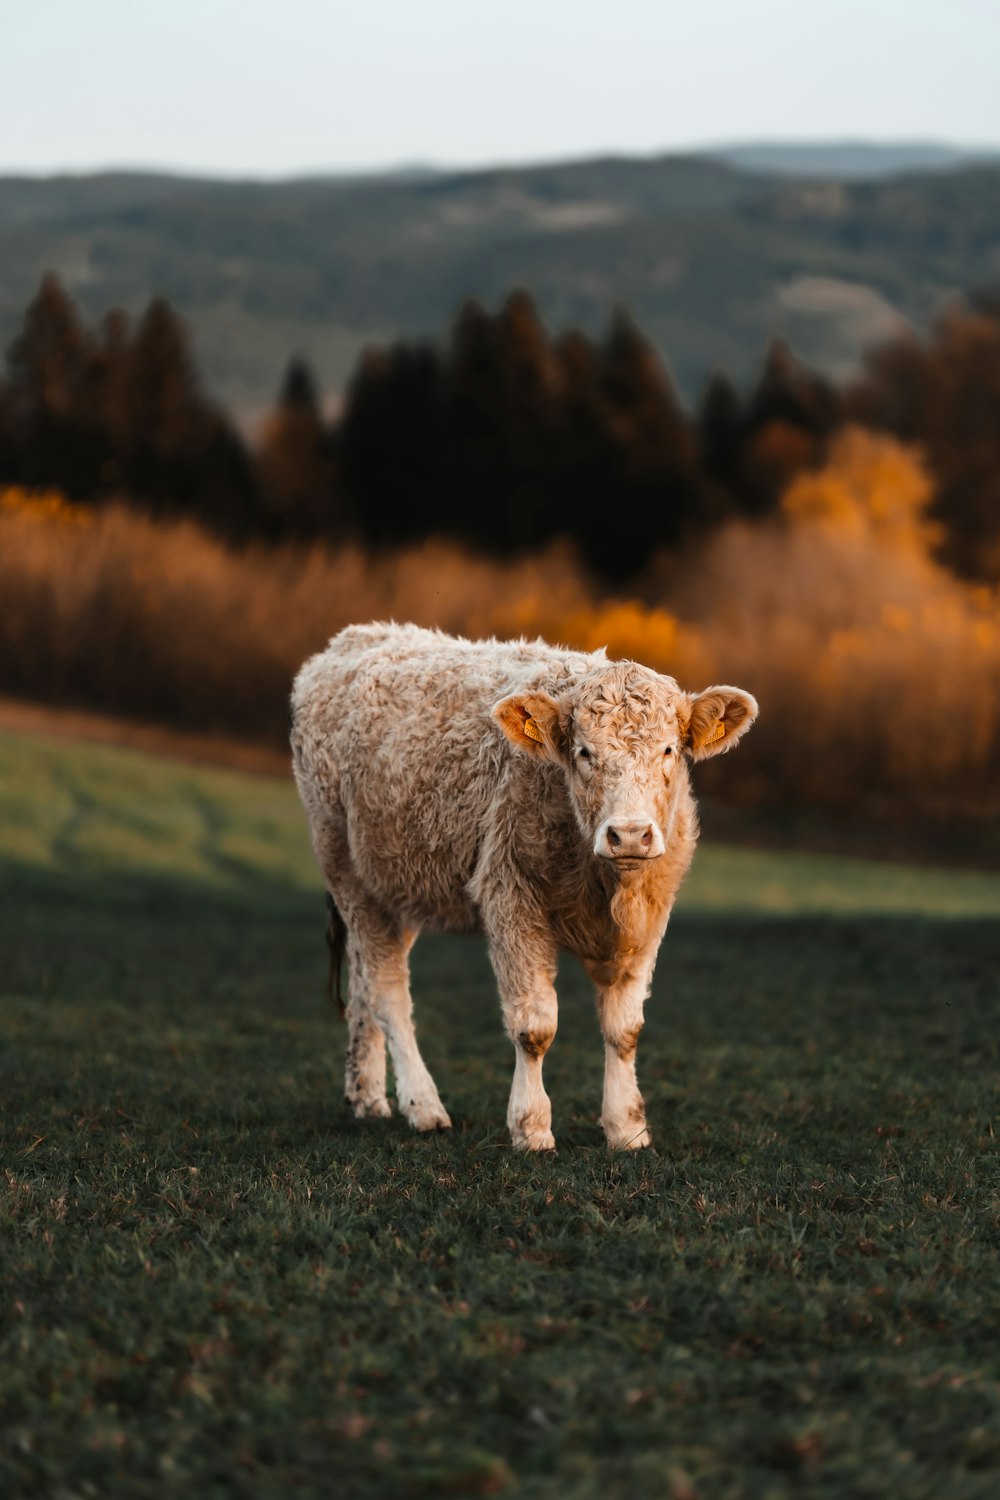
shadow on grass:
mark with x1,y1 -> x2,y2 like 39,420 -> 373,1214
3,852 -> 998,1162
4,859 -> 1000,1499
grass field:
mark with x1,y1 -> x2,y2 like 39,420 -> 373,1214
2,731 -> 999,1499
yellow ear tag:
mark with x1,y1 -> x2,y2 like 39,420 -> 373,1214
523,716 -> 545,744
709,722 -> 726,743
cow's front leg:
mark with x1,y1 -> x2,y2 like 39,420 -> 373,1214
504,984 -> 558,1151
490,929 -> 559,1151
596,969 -> 654,1150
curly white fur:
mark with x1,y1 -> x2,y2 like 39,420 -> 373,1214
291,623 -> 757,1150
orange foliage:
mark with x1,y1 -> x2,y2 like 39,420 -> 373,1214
1,429 -> 997,819
459,428 -> 999,815
0,485 -> 92,527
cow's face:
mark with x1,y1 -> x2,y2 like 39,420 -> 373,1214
495,664 -> 757,870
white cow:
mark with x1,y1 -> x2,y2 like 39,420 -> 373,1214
291,623 -> 757,1150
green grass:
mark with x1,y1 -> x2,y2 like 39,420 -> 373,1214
2,731 -> 999,1498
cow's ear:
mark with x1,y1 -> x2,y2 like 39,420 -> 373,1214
681,686 -> 758,761
493,692 -> 564,760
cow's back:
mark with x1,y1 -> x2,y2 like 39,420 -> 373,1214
291,624 -> 601,929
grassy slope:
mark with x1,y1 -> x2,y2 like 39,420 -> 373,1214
2,731 -> 999,1498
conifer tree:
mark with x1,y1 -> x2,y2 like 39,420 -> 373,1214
746,338 -> 840,439
716,339 -> 841,520
338,340 -> 448,546
589,307 -> 706,573
698,370 -> 743,480
4,274 -> 94,493
257,357 -> 341,539
445,292 -> 560,550
115,296 -> 258,534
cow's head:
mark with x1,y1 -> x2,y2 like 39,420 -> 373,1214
494,662 -> 757,871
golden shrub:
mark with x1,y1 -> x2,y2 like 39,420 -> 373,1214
0,430 -> 997,819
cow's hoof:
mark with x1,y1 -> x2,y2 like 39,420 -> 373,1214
512,1130 -> 556,1152
349,1096 -> 392,1119
606,1126 -> 653,1150
408,1103 -> 453,1132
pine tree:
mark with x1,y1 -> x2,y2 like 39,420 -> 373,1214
713,339 -> 842,520
257,358 -> 341,539
698,370 -> 743,481
118,296 -> 200,477
444,292 -> 561,551
4,274 -> 94,493
746,338 -> 840,438
588,307 -> 706,573
6,274 -> 87,421
338,340 -> 448,547
115,297 -> 258,535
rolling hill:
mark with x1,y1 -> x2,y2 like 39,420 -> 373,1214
707,140 -> 1000,178
1,151 -> 999,414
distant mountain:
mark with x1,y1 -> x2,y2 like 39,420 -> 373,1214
1,150 -> 999,413
707,141 -> 1000,180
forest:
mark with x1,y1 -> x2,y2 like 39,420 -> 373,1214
2,274 -> 999,583
1,275 -> 998,825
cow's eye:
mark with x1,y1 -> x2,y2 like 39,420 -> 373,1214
577,747 -> 591,760
664,746 -> 673,757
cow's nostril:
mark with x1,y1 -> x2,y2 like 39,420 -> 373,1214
640,826 -> 653,847
607,828 -> 622,848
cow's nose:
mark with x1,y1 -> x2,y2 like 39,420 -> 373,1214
598,820 -> 662,860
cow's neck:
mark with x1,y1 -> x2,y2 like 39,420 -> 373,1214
602,860 -> 666,945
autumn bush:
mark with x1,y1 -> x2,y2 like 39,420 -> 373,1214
0,486 -> 608,743
471,430 -> 1000,819
1,426 -> 997,819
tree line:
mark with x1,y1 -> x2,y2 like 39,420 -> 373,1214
1,274 -> 998,582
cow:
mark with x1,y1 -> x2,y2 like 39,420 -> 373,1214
290,623 -> 757,1151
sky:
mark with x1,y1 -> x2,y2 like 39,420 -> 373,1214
2,0 -> 998,177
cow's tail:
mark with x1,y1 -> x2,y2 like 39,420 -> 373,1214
325,893 -> 348,1020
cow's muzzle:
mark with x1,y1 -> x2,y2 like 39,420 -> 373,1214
594,818 -> 665,862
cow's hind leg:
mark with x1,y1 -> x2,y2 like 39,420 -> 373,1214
338,900 -> 446,1128
308,807 -> 393,1121
363,922 -> 451,1132
343,928 -> 391,1119
323,893 -> 390,1118
310,808 -> 448,1131
339,904 -> 449,1130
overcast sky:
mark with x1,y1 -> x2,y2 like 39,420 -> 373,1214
2,0 -> 998,177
